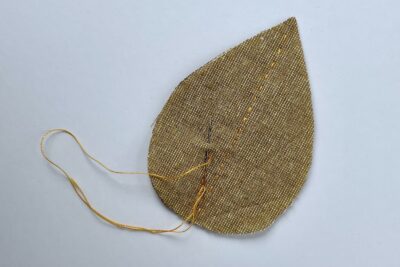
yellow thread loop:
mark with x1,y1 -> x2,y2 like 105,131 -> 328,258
40,128 -> 210,234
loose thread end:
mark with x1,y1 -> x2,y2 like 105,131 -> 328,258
40,128 -> 210,234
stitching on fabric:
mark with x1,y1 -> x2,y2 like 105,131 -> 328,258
196,123 -> 213,215
214,33 -> 288,182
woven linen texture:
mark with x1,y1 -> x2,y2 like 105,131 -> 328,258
148,17 -> 314,234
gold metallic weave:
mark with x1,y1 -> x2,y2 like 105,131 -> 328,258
148,17 -> 314,234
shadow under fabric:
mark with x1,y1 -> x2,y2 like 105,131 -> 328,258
148,17 -> 314,234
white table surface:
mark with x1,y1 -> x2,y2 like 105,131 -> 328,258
0,1 -> 399,266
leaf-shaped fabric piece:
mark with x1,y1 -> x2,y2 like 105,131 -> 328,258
148,17 -> 313,234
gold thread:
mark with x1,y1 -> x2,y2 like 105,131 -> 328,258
40,128 -> 210,234
215,33 -> 287,180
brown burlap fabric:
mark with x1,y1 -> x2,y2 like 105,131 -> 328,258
148,17 -> 313,234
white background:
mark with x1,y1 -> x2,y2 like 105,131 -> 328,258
1,1 -> 399,266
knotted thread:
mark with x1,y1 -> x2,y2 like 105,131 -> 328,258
40,128 -> 210,234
